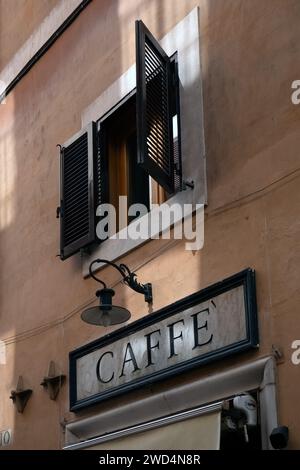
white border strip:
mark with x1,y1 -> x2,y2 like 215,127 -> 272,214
0,0 -> 83,97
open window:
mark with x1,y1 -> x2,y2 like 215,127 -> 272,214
98,91 -> 150,234
58,20 -> 182,260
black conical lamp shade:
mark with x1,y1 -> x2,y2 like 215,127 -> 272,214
81,288 -> 131,326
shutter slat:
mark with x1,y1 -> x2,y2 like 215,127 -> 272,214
64,139 -> 87,159
146,116 -> 170,144
60,122 -> 96,260
64,181 -> 89,199
136,20 -> 175,194
64,215 -> 90,236
64,222 -> 90,240
64,168 -> 89,193
64,154 -> 88,175
94,125 -> 109,242
64,213 -> 90,231
64,198 -> 89,220
146,137 -> 170,166
145,56 -> 162,72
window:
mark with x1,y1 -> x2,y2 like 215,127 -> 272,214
58,20 -> 182,260
102,92 -> 150,230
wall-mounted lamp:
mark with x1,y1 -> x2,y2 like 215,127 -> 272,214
81,259 -> 153,327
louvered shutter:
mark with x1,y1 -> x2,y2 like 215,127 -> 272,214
136,20 -> 175,194
60,122 -> 96,260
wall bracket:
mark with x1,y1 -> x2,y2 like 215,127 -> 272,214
10,376 -> 32,413
40,361 -> 66,400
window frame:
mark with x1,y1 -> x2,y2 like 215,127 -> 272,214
97,89 -> 151,232
95,50 -> 181,226
81,7 -> 206,277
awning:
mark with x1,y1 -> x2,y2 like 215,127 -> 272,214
64,357 -> 277,450
67,402 -> 222,450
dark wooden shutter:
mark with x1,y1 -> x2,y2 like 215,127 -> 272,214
60,122 -> 96,260
94,124 -> 109,241
136,20 -> 174,194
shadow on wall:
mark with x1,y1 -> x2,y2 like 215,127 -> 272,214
0,0 -> 125,450
3,0 -> 291,450
0,0 -> 205,450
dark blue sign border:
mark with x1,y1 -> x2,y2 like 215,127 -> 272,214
69,268 -> 258,411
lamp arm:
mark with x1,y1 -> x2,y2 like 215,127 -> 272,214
89,259 -> 153,303
123,272 -> 153,304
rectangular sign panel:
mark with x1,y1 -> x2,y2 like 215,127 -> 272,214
70,269 -> 258,411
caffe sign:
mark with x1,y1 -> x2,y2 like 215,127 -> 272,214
70,269 -> 258,411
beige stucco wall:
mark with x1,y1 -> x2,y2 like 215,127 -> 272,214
0,0 -> 300,449
0,0 -> 59,70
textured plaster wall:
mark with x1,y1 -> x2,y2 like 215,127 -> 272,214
0,0 -> 299,449
0,0 -> 59,70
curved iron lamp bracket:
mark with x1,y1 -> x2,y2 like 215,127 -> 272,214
89,259 -> 153,304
